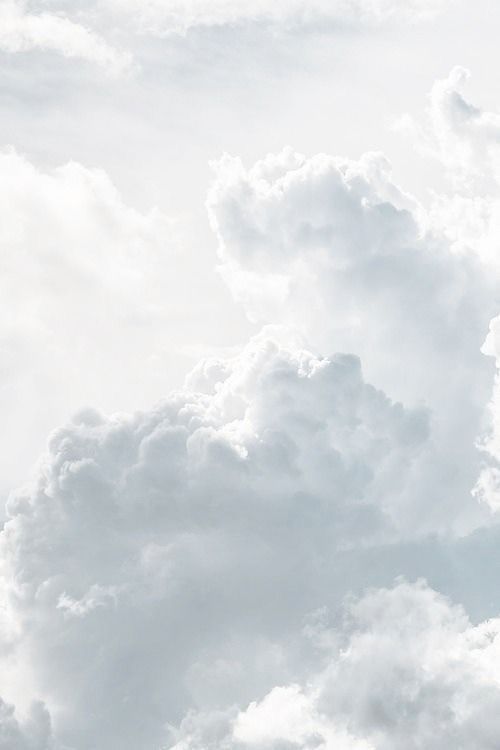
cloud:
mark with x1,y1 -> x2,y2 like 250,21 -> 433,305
0,0 -> 131,72
0,699 -> 53,750
394,69 -> 500,272
390,70 -> 500,516
207,144 -> 500,538
97,0 -> 449,35
473,318 -> 500,512
0,0 -> 449,75
206,146 -> 494,405
396,67 -> 500,189
0,146 -> 193,487
168,580 -> 500,750
2,66 -> 500,750
0,328 -> 436,748
208,144 -> 494,400
2,0 -> 450,57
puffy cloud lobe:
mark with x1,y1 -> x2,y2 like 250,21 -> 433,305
168,581 -> 500,750
207,144 -> 498,535
207,146 -> 495,407
0,331 -> 429,749
0,0 -> 131,72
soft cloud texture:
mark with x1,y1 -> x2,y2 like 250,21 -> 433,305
96,0 -> 449,35
0,330 -> 431,748
207,140 -> 500,540
207,145 -> 495,406
0,146 -> 200,489
398,67 -> 500,190
392,70 -> 500,515
473,320 -> 500,511
168,581 -> 500,750
0,699 -> 53,750
0,0 -> 130,72
3,38 -> 500,750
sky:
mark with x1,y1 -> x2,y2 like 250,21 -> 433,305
3,0 -> 500,748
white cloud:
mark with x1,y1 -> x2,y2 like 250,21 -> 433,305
2,63 -> 500,750
0,0 -> 131,72
168,580 -> 500,750
0,329 -> 434,747
207,144 -> 500,539
397,67 -> 500,190
388,71 -> 500,516
0,699 -> 53,750
473,318 -> 500,512
396,69 -> 500,266
206,146 -> 494,406
0,0 -> 449,74
0,147 -> 186,489
98,0 -> 449,35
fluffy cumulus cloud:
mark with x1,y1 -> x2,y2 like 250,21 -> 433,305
0,0 -> 130,72
169,581 -> 500,750
4,67 -> 500,749
393,70 -> 500,515
0,330 -> 433,748
207,138 -> 500,537
206,144 -> 496,407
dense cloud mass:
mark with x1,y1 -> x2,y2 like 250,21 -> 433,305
0,331 -> 431,748
2,5 -> 500,745
207,98 -> 500,534
207,134 -> 496,409
169,581 -> 500,750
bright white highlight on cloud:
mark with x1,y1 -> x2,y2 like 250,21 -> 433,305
207,140 -> 500,540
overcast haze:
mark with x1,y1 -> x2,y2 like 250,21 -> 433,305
2,1 -> 500,748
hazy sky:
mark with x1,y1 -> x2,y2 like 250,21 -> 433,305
3,1 -> 500,748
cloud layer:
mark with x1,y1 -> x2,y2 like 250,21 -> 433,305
0,1 -> 130,72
